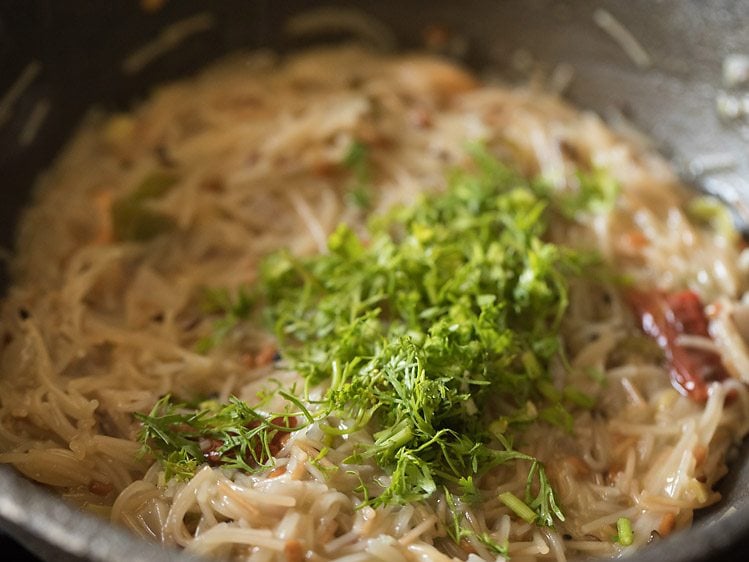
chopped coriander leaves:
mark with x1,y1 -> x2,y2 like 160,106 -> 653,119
261,150 -> 590,516
525,457 -> 565,526
556,168 -> 620,219
686,195 -> 738,242
136,394 -> 308,481
446,488 -> 510,557
342,140 -> 373,210
111,170 -> 178,242
194,286 -> 257,353
140,148 -> 615,535
563,385 -> 596,409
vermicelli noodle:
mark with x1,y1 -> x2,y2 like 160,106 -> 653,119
1,46 -> 749,561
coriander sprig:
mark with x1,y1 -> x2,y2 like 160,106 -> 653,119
136,394 -> 309,480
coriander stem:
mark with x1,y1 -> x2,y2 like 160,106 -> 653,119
499,491 -> 537,524
616,517 -> 634,546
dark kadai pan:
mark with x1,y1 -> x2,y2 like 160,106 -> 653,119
1,1 -> 748,561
